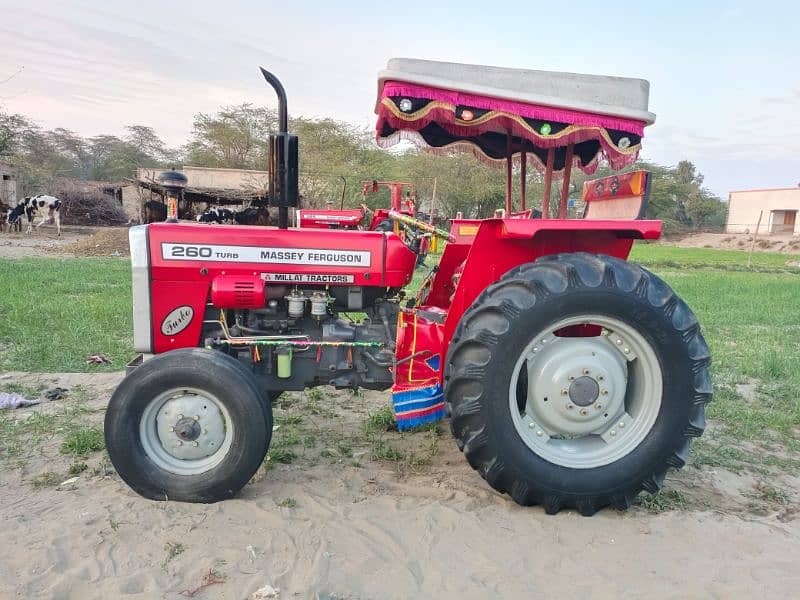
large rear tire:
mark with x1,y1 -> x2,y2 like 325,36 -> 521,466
445,253 -> 712,515
105,348 -> 271,502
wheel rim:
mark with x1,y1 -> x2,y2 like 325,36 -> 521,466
508,314 -> 662,469
139,387 -> 234,475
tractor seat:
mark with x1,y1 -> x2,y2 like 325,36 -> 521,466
582,170 -> 650,220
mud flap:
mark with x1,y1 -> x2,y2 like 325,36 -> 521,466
391,308 -> 446,430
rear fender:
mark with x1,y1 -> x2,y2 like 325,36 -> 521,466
438,217 -> 661,354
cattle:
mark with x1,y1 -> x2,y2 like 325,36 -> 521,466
234,207 -> 271,226
143,200 -> 167,223
7,195 -> 62,235
197,207 -> 235,224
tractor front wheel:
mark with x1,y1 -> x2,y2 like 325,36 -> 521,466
445,253 -> 712,515
105,348 -> 271,502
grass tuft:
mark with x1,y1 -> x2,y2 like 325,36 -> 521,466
60,426 -> 105,456
636,489 -> 689,513
30,471 -> 61,489
162,542 -> 185,568
363,405 -> 395,434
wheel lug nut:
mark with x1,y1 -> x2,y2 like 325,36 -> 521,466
602,389 -> 609,396
566,404 -> 574,410
536,430 -> 543,437
610,430 -> 617,436
595,403 -> 602,410
193,441 -> 200,447
193,415 -> 200,421
580,408 -> 588,416
582,368 -> 590,375
561,389 -> 568,396
528,422 -> 536,429
623,348 -> 630,354
178,414 -> 184,419
619,422 -> 625,428
169,426 -> 175,432
175,441 -> 182,447
616,339 -> 622,345
597,375 -> 604,381
568,375 -> 575,381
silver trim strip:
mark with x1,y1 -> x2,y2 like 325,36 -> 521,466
129,225 -> 153,353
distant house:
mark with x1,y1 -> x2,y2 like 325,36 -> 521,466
726,188 -> 800,235
127,165 -> 269,222
0,162 -> 16,206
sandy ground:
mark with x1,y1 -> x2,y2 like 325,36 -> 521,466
0,226 -> 130,259
1,372 -> 799,600
671,231 -> 800,254
4,227 -> 799,261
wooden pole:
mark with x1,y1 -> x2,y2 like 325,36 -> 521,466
747,210 -> 764,268
559,143 -> 574,219
520,151 -> 527,211
505,133 -> 513,214
542,148 -> 555,219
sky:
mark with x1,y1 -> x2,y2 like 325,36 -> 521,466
1,0 -> 798,198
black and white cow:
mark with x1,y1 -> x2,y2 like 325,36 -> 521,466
7,195 -> 62,236
197,207 -> 235,224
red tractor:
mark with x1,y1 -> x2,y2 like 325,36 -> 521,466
296,180 -> 432,265
105,59 -> 711,515
297,180 -> 418,231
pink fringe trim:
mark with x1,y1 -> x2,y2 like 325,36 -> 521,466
382,82 -> 646,136
376,130 -> 639,176
376,119 -> 639,175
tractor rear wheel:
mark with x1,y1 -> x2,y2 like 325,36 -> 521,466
105,348 -> 271,502
445,253 -> 712,515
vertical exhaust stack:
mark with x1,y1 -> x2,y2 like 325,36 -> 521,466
260,67 -> 299,229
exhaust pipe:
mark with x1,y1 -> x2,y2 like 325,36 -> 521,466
260,67 -> 298,229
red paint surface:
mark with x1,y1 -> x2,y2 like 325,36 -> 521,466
147,222 -> 416,352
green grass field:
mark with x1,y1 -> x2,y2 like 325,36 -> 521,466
0,258 -> 132,372
1,243 -> 798,477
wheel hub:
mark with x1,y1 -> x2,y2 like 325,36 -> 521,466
174,417 -> 201,442
523,335 -> 628,437
152,391 -> 229,462
508,315 -> 664,469
569,376 -> 600,407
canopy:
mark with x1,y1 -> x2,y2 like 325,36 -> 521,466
376,58 -> 655,175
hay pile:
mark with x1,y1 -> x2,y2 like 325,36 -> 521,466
53,181 -> 129,225
68,228 -> 131,257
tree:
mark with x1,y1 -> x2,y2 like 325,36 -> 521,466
186,104 -> 276,169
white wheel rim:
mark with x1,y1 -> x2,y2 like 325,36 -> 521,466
139,387 -> 234,475
508,314 -> 662,469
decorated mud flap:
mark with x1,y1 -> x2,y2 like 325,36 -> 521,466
391,309 -> 446,430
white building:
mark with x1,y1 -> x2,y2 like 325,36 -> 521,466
726,188 -> 800,235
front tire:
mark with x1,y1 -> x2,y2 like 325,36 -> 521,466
105,348 -> 271,502
445,253 -> 712,515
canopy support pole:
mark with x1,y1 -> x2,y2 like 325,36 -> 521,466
559,144 -> 574,219
505,133 -> 513,214
520,151 -> 527,211
542,148 -> 555,219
